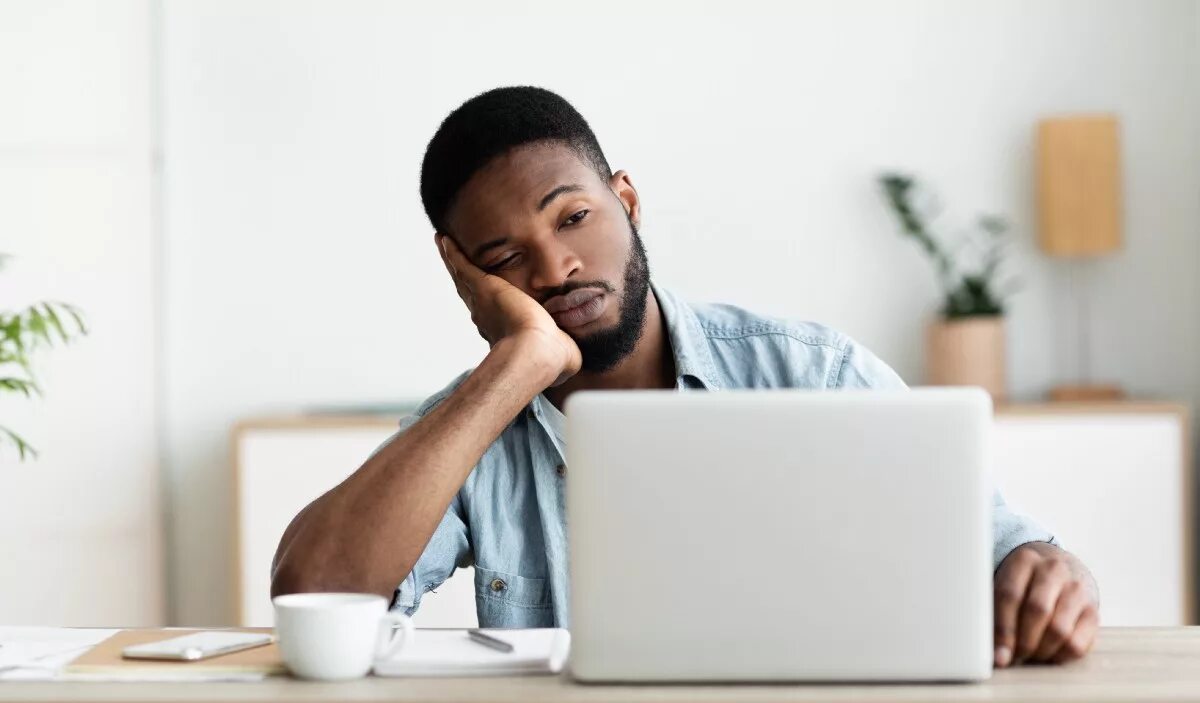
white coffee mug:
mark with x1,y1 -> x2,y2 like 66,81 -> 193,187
272,592 -> 414,681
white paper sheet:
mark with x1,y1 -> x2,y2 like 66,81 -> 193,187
0,627 -> 118,681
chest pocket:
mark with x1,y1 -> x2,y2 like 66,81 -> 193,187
473,566 -> 555,628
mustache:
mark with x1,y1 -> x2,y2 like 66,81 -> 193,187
537,279 -> 616,306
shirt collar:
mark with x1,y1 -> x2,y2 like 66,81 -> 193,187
650,281 -> 720,390
533,281 -> 721,436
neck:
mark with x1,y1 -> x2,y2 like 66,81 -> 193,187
544,288 -> 675,410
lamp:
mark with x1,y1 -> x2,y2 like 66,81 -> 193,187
1035,114 -> 1125,402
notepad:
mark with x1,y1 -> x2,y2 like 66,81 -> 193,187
372,628 -> 570,677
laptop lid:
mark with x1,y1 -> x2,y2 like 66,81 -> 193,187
565,388 -> 992,682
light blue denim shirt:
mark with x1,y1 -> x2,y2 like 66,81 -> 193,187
386,282 -> 1057,627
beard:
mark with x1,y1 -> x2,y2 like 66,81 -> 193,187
571,213 -> 651,373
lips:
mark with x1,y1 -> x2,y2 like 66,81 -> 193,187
544,289 -> 607,329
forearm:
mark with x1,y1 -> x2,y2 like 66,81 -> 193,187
270,336 -> 557,600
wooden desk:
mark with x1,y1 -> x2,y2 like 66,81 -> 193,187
3,628 -> 1200,702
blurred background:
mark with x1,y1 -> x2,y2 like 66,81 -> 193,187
1,1 -> 1197,628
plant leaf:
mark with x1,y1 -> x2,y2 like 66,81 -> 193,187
0,377 -> 40,397
25,306 -> 51,346
42,303 -> 69,343
57,303 -> 88,336
0,425 -> 38,461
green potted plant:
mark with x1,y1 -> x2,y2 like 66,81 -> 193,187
1,254 -> 87,459
878,173 -> 1016,401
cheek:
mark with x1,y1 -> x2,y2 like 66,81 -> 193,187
576,213 -> 632,280
495,270 -> 536,296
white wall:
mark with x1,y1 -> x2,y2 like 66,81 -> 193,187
0,0 -> 164,625
162,0 -> 1200,624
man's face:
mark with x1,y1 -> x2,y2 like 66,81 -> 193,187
441,142 -> 650,372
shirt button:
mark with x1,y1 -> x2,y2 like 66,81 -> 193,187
555,464 -> 566,477
490,578 -> 506,593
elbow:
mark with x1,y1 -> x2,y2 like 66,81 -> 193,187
269,541 -> 318,599
270,563 -> 330,600
269,555 -> 397,605
270,561 -> 302,600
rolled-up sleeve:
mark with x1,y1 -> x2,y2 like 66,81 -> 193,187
392,492 -> 471,616
368,410 -> 473,616
990,490 -> 1060,570
832,336 -> 1060,570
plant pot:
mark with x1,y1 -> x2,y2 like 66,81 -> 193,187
925,315 -> 1007,402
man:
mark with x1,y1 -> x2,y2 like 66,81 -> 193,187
271,86 -> 1099,668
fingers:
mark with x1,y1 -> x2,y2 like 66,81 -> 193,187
1031,580 -> 1088,661
436,233 -> 459,278
437,234 -> 485,287
1014,557 -> 1071,664
1052,606 -> 1099,664
994,545 -> 1101,668
435,233 -> 495,343
993,549 -> 1036,668
436,234 -> 471,300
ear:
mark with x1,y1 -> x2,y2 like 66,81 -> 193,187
609,170 -> 641,231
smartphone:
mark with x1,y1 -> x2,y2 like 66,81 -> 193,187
121,631 -> 275,661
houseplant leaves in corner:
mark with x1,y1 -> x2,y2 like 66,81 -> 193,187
1,254 -> 87,460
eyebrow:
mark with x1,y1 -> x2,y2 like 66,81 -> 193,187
470,183 -> 585,261
537,183 -> 584,212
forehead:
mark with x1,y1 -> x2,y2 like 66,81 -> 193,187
446,142 -> 602,237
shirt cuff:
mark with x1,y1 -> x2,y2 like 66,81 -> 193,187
390,571 -> 422,616
993,528 -> 1061,571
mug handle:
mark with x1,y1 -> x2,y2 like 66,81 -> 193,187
376,611 -> 415,660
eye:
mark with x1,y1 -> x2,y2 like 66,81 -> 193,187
485,254 -> 522,273
561,209 -> 589,228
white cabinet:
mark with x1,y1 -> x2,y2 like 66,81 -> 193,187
232,417 -> 477,629
993,403 -> 1192,626
234,403 -> 1193,628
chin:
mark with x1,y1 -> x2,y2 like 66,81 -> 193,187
566,316 -> 620,341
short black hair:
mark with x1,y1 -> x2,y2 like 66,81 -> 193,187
419,86 -> 613,233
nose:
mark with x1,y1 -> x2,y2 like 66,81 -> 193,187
528,236 -> 582,293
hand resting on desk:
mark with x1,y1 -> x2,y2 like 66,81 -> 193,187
993,541 -> 1099,668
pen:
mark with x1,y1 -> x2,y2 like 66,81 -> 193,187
466,629 -> 514,653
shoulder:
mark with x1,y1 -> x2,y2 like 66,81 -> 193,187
683,297 -> 907,390
692,300 -> 850,350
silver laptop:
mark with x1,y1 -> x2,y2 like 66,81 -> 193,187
565,388 -> 992,682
